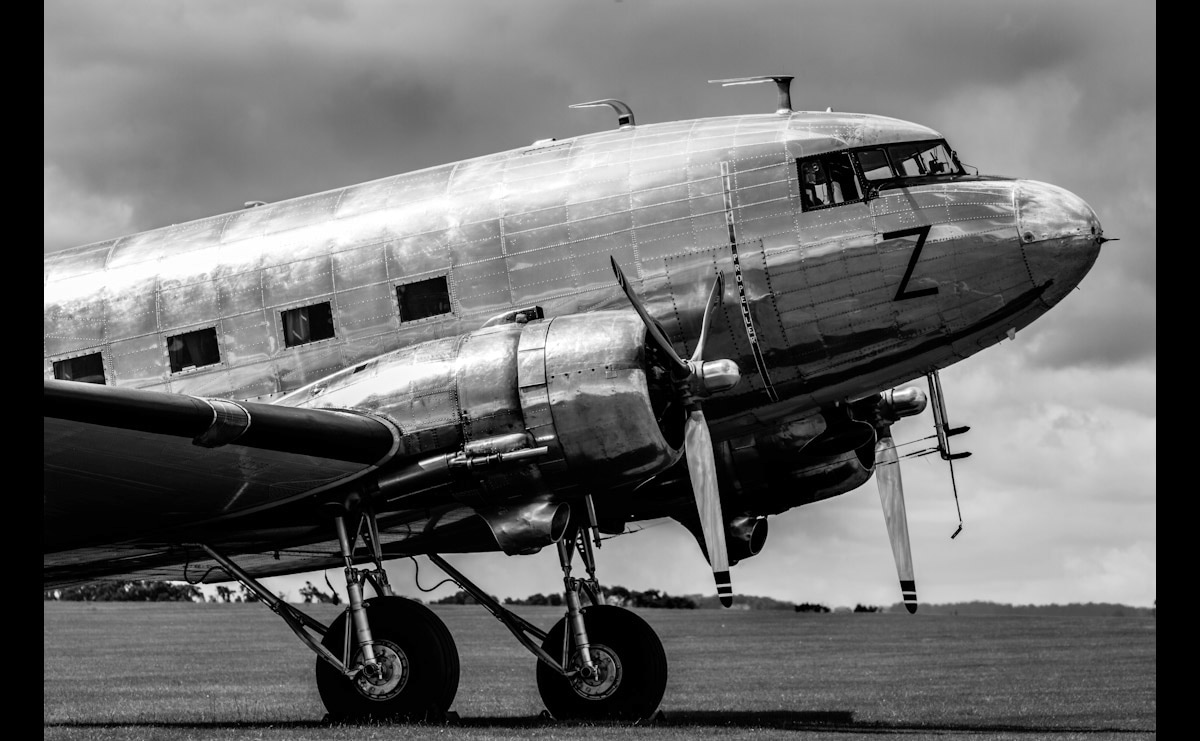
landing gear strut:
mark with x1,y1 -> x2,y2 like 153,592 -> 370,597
315,505 -> 459,721
536,527 -> 667,719
190,498 -> 460,723
428,522 -> 667,720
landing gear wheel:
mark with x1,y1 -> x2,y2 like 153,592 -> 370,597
316,596 -> 459,722
536,605 -> 667,720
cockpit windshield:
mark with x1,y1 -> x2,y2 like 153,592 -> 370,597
855,140 -> 963,184
796,139 -> 968,213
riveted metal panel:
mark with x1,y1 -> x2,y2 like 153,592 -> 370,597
509,256 -> 576,304
543,311 -> 679,485
261,192 -> 341,236
261,254 -> 335,308
225,359 -> 280,400
387,232 -> 450,279
159,280 -> 220,332
447,218 -> 502,265
221,309 -> 274,366
44,292 -> 106,357
516,319 -> 564,480
332,177 -> 395,219
506,142 -> 574,182
335,283 -> 401,338
103,273 -> 158,341
109,335 -> 166,386
274,340 -> 345,394
448,155 -> 510,195
455,324 -> 523,442
332,242 -> 389,287
454,258 -> 511,314
632,178 -> 689,212
44,242 -> 114,282
216,268 -> 265,316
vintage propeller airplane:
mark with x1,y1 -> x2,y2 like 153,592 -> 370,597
44,76 -> 1104,721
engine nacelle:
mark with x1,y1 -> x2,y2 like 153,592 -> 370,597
717,387 -> 928,515
293,310 -> 685,505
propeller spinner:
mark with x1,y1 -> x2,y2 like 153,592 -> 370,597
611,257 -> 740,606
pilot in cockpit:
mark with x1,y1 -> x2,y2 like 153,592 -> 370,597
802,160 -> 842,208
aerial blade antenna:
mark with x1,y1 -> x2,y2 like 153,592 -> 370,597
875,426 -> 918,613
708,76 -> 794,114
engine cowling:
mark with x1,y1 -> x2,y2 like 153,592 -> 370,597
290,310 -> 685,550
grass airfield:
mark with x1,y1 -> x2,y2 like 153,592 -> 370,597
44,602 -> 1155,740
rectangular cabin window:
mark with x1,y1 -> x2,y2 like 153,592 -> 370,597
53,352 -> 105,384
798,153 -> 863,211
167,328 -> 221,372
397,276 -> 452,322
281,302 -> 336,348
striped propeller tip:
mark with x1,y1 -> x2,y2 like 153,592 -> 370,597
715,570 -> 734,607
901,579 -> 917,613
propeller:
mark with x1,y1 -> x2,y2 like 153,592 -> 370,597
874,425 -> 917,613
611,257 -> 740,606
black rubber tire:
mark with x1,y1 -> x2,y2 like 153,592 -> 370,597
315,596 -> 459,722
535,605 -> 667,720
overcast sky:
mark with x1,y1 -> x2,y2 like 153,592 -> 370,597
45,0 -> 1155,609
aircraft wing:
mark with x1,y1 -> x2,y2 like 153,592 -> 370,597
43,378 -> 408,586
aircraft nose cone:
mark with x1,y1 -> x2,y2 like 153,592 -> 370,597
1016,180 -> 1103,306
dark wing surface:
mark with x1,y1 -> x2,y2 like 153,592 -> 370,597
44,379 -> 403,586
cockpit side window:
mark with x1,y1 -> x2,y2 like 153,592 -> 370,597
798,152 -> 863,211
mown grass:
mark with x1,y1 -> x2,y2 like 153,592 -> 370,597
44,602 -> 1155,740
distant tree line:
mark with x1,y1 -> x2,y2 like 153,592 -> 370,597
434,590 -> 498,605
44,581 -> 282,603
45,580 -> 201,602
497,586 -> 697,609
891,600 -> 1156,617
794,602 -> 831,613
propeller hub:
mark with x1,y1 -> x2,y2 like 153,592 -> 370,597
696,359 -> 740,394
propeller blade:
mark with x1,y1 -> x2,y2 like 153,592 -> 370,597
874,428 -> 917,614
689,272 -> 725,364
685,408 -> 733,607
610,257 -> 690,377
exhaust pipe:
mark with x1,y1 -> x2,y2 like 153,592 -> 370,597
727,516 -> 768,563
476,498 -> 572,555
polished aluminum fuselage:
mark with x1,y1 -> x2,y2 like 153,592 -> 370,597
43,111 -> 1101,444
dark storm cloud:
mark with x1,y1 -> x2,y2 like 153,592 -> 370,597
46,1 -> 1151,245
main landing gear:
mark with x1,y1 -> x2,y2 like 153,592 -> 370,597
193,500 -> 667,722
431,523 -> 668,720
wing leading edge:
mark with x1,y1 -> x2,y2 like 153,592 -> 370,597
44,379 -> 402,573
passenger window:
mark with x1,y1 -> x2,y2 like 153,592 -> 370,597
53,352 -> 105,384
167,328 -> 221,372
798,153 -> 862,211
398,276 -> 452,322
281,302 -> 336,347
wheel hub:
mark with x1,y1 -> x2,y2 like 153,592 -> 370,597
353,639 -> 409,701
570,644 -> 622,700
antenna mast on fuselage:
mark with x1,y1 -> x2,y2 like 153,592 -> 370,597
708,75 -> 794,115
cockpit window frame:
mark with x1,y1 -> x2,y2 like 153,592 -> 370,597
796,138 -> 965,210
851,138 -> 965,197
